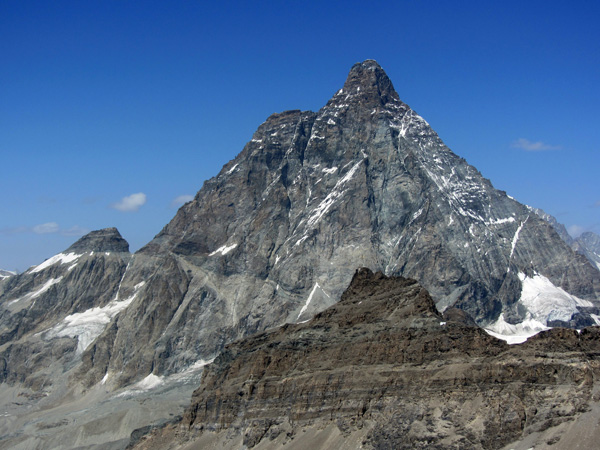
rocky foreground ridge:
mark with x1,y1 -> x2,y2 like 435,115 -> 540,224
132,269 -> 600,450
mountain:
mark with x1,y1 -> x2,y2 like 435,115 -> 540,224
1,60 -> 599,449
0,228 -> 131,388
132,269 -> 600,450
78,60 -> 599,391
0,270 -> 15,280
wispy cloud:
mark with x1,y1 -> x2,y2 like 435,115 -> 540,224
1,223 -> 89,237
111,192 -> 147,212
511,138 -> 561,151
62,225 -> 90,236
171,194 -> 194,208
567,224 -> 586,238
33,222 -> 60,234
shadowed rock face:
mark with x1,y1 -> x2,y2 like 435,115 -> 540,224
134,269 -> 600,450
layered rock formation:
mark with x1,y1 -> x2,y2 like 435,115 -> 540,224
133,269 -> 600,450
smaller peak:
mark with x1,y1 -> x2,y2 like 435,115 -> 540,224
65,227 -> 129,253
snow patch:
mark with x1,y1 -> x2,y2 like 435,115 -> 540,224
486,217 -> 516,226
519,272 -> 593,323
209,243 -> 238,256
0,270 -> 16,279
30,252 -> 82,274
9,277 -> 64,305
306,158 -> 364,227
226,163 -> 239,175
47,281 -> 145,353
486,272 -> 594,343
411,208 -> 424,221
297,282 -> 330,320
322,167 -> 337,174
485,313 -> 549,344
509,218 -> 527,260
135,374 -> 164,390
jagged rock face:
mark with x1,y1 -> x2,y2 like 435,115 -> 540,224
574,231 -> 600,271
80,60 -> 600,389
135,269 -> 600,449
532,207 -> 600,271
0,228 -> 131,388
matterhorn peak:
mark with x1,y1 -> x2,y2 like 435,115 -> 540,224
332,59 -> 401,107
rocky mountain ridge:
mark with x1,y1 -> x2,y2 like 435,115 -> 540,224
532,207 -> 600,271
132,269 -> 600,450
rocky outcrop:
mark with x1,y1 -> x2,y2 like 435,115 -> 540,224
134,269 -> 600,450
532,207 -> 600,272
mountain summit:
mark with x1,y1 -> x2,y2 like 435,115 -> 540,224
335,59 -> 400,106
1,60 -> 599,448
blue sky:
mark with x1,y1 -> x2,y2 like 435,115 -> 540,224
1,1 -> 599,272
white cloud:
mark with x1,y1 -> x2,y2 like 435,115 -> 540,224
111,193 -> 147,212
62,225 -> 90,237
567,224 -> 586,238
511,138 -> 561,151
1,223 -> 88,236
171,194 -> 194,208
33,222 -> 60,234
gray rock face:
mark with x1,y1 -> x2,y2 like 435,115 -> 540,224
0,270 -> 15,279
573,232 -> 600,271
531,208 -> 600,273
65,227 -> 130,253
